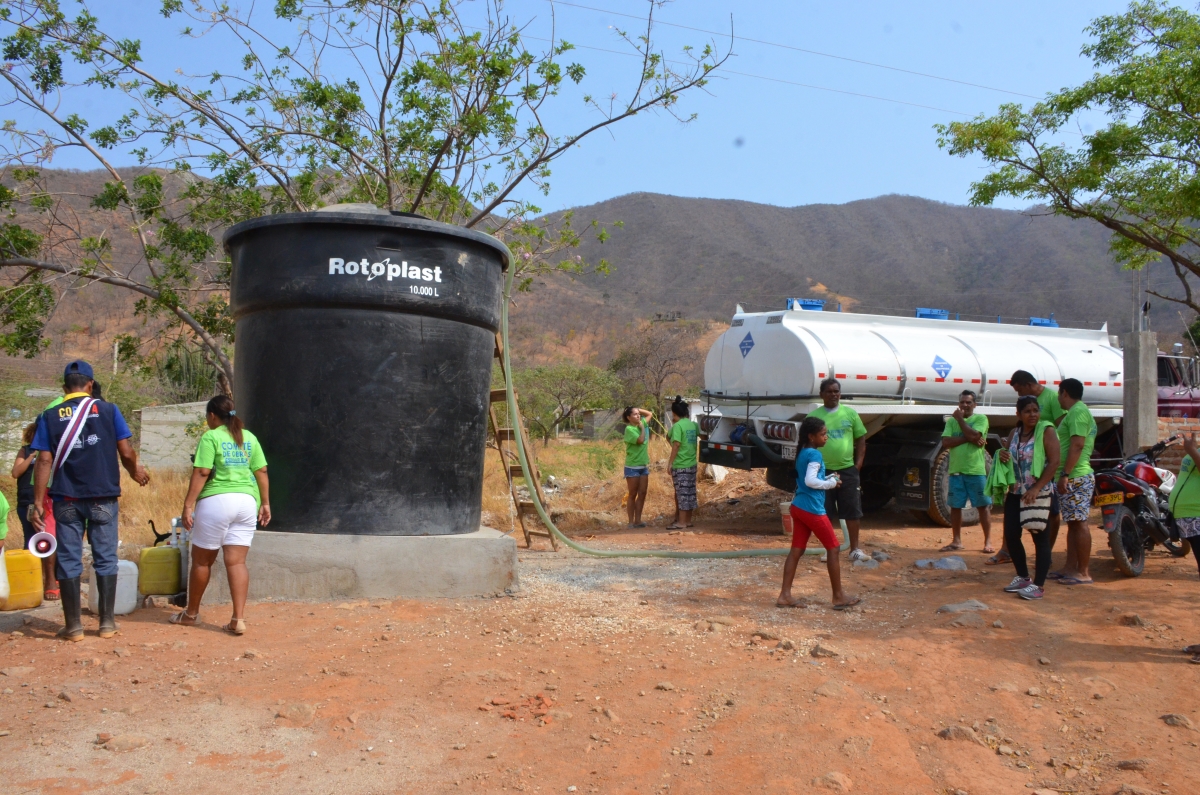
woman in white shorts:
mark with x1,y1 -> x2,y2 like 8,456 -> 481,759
170,395 -> 270,635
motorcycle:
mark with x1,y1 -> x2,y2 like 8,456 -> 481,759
1093,435 -> 1192,576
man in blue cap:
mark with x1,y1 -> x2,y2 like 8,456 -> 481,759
30,360 -> 150,641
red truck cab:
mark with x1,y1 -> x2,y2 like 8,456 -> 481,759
1157,351 -> 1200,418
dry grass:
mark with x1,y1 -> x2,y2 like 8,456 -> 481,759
116,469 -> 191,547
481,435 -> 778,535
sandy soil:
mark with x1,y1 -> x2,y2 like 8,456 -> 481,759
2,501 -> 1198,795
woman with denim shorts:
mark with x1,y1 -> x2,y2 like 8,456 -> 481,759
622,406 -> 652,528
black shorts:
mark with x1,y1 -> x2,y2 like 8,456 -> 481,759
824,466 -> 863,521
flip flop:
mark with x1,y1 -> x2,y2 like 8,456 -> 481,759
833,597 -> 862,611
665,524 -> 685,530
985,554 -> 1012,566
940,544 -> 964,552
776,599 -> 809,609
1045,571 -> 1066,580
1191,655 -> 1200,665
1056,577 -> 1093,586
1183,644 -> 1200,654
43,589 -> 60,601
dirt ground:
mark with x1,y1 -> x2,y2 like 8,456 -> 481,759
2,482 -> 1199,795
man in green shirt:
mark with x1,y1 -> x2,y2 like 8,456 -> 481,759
1054,378 -> 1097,585
806,378 -> 869,562
939,390 -> 993,553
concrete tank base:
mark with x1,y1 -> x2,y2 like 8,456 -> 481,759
202,527 -> 518,603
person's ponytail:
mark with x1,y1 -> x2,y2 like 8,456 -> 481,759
206,394 -> 244,447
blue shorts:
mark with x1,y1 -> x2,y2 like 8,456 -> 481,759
624,466 -> 650,478
948,473 -> 992,509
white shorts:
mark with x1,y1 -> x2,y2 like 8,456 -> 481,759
191,492 -> 258,550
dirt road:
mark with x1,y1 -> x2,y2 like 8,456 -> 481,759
1,510 -> 1197,794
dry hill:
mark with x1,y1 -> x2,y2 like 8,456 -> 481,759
508,192 -> 1180,367
0,175 -> 1181,380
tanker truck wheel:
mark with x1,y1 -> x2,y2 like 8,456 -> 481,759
926,449 -> 992,528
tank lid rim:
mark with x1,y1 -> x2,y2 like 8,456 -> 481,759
222,211 -> 511,270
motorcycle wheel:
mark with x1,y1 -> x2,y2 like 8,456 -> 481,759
1107,505 -> 1145,577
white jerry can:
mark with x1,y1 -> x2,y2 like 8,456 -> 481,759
87,559 -> 140,615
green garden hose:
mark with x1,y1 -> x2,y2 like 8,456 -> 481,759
499,263 -> 848,559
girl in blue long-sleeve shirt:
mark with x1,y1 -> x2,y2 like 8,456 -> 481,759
777,417 -> 861,610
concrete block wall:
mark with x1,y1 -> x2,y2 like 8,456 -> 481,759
138,401 -> 207,471
1155,417 -> 1200,473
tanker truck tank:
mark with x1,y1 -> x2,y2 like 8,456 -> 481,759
704,307 -> 1124,407
698,306 -> 1126,528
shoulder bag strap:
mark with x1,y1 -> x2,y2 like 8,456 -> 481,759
52,397 -> 98,475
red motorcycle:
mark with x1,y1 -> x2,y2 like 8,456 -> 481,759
1093,436 -> 1192,576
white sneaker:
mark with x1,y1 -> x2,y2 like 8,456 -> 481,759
849,548 -> 870,563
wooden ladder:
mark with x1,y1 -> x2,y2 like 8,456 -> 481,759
488,332 -> 557,551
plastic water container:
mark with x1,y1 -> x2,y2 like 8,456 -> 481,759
1,549 -> 43,610
87,560 -> 139,615
138,546 -> 181,595
779,501 -> 794,537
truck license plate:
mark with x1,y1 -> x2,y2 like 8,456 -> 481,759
781,445 -> 797,460
1093,492 -> 1123,506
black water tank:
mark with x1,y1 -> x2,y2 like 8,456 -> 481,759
224,205 -> 510,535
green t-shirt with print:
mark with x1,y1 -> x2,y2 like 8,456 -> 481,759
0,490 -> 8,541
1037,387 -> 1066,426
668,418 -> 699,469
623,421 -> 649,468
1168,454 -> 1200,518
806,403 -> 867,471
942,413 -> 989,476
1056,401 -> 1097,478
194,425 -> 268,507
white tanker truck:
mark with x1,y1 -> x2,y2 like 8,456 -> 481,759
697,303 -> 1139,526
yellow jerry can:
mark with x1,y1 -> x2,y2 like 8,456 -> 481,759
138,545 -> 181,595
1,549 -> 43,610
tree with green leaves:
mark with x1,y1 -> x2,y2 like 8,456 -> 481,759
513,361 -> 619,444
0,0 -> 726,392
937,0 -> 1200,314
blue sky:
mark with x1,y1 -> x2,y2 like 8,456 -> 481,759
25,0 -> 1131,212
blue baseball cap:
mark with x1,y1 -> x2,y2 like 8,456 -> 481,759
64,360 -> 94,381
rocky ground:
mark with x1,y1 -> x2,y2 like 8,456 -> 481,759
1,504 -> 1198,795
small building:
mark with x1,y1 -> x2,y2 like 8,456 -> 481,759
579,409 -> 622,440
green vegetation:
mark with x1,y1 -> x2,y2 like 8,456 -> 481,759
514,362 -> 620,444
937,1 -> 1200,317
0,1 -> 725,391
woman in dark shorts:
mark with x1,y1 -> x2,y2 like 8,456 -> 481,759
11,422 -> 57,600
666,397 -> 699,529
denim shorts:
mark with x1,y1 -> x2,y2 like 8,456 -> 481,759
624,465 -> 650,478
948,473 -> 992,509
